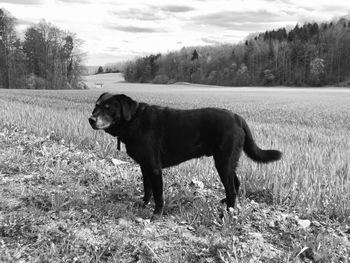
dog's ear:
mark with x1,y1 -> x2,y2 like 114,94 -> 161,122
119,95 -> 138,121
96,92 -> 113,105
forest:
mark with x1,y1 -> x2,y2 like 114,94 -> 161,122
124,17 -> 350,87
0,9 -> 85,89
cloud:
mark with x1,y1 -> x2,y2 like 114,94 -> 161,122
106,46 -> 121,52
195,10 -> 288,25
231,22 -> 283,31
319,4 -> 350,13
56,0 -> 91,3
86,52 -> 133,66
201,37 -> 222,45
156,5 -> 195,13
190,10 -> 294,30
17,18 -> 34,26
264,0 -> 291,3
0,0 -> 43,5
111,8 -> 165,21
105,24 -> 167,33
111,5 -> 195,21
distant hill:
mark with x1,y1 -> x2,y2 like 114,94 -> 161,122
83,73 -> 124,89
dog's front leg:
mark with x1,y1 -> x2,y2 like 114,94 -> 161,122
150,167 -> 164,220
140,166 -> 153,206
141,165 -> 164,220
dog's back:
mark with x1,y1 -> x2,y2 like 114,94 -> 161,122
142,106 -> 241,167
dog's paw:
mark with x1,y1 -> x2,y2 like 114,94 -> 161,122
150,213 -> 162,221
133,199 -> 147,208
220,198 -> 227,204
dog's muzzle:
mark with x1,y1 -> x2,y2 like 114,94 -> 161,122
88,116 -> 97,129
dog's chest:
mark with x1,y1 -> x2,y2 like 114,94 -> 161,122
124,139 -> 153,165
125,143 -> 141,163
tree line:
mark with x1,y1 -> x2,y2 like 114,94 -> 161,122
0,9 -> 85,89
124,17 -> 350,87
96,65 -> 121,74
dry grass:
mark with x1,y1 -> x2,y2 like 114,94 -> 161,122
1,123 -> 349,262
0,86 -> 349,220
0,84 -> 350,261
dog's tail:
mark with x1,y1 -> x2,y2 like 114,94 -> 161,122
241,117 -> 282,163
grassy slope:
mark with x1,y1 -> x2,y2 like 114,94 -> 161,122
83,73 -> 125,89
0,84 -> 350,261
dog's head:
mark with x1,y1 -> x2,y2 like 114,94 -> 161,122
88,93 -> 138,130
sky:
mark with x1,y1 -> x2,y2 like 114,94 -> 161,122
1,0 -> 350,66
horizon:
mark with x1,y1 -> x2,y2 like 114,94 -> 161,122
1,0 -> 350,66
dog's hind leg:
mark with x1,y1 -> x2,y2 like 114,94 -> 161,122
214,155 -> 238,208
220,171 -> 240,205
214,137 -> 243,209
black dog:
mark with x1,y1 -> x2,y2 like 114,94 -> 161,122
89,93 -> 282,219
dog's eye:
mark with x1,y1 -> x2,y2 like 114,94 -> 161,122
104,104 -> 110,109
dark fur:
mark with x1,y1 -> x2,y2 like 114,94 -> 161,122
89,93 -> 282,219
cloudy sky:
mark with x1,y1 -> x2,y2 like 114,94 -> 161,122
1,0 -> 349,66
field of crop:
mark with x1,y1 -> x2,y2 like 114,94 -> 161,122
1,81 -> 350,262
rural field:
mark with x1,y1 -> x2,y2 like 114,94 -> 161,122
0,76 -> 350,262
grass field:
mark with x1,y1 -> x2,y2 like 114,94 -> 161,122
0,81 -> 350,262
